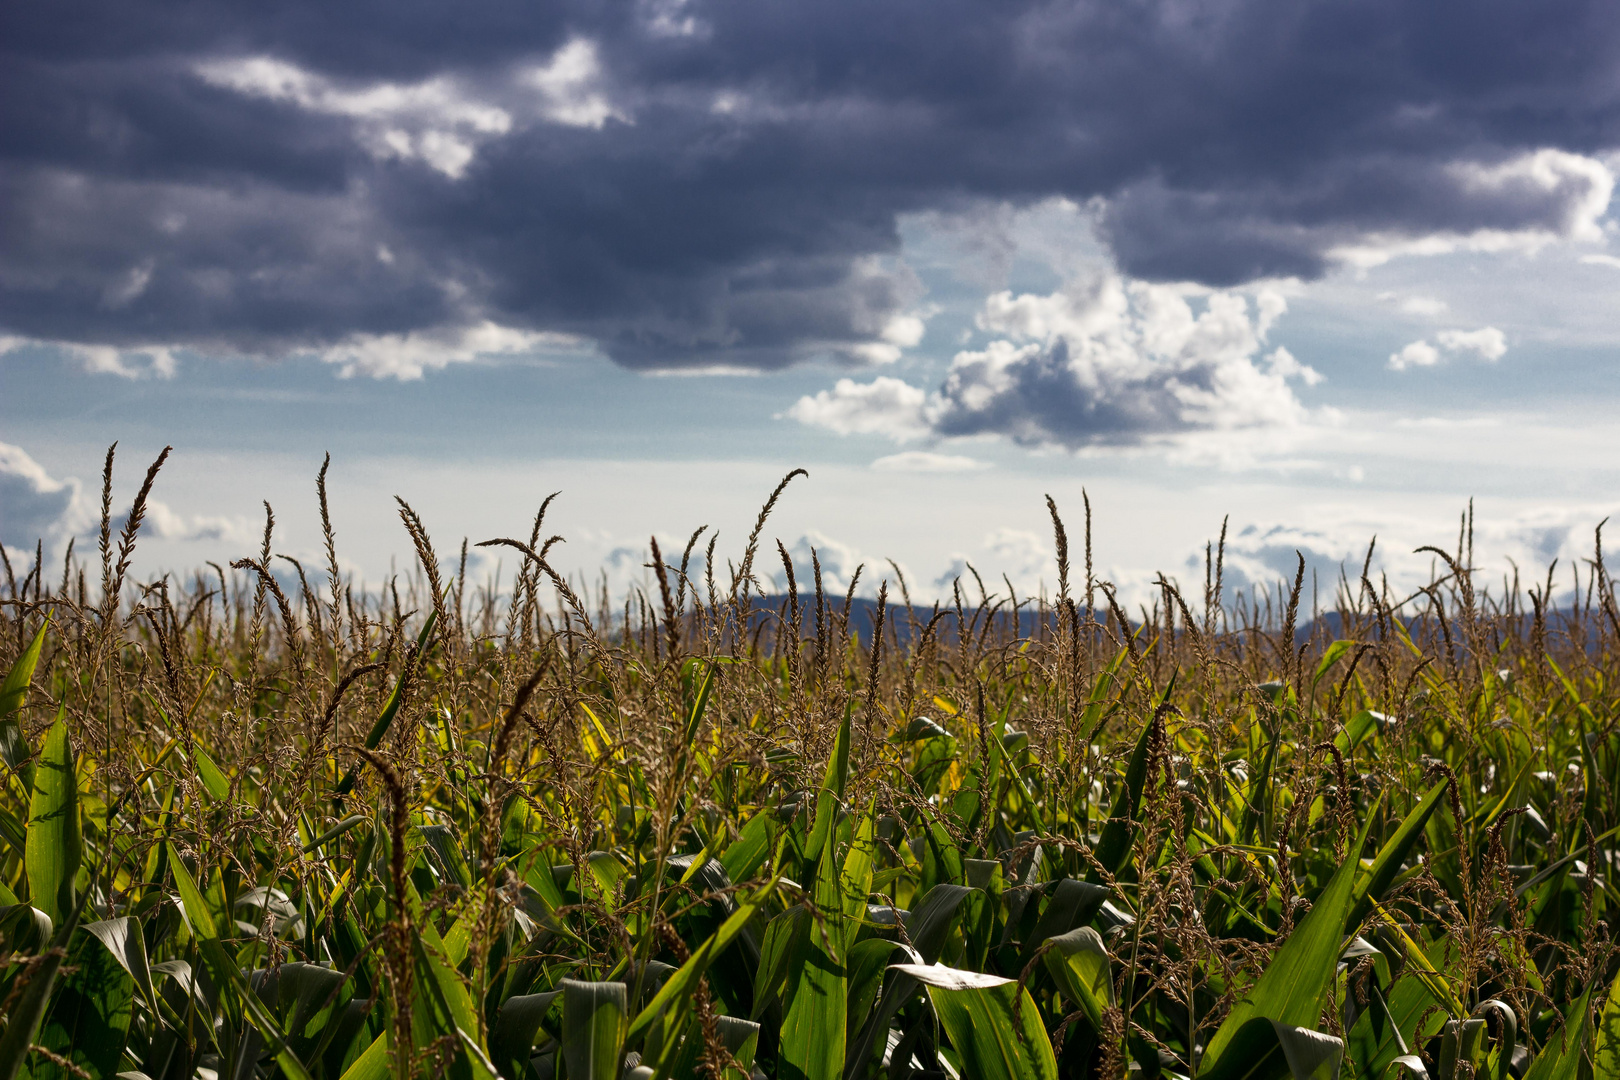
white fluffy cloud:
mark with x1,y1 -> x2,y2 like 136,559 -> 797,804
1435,327 -> 1509,361
0,443 -> 80,550
1,337 -> 177,379
935,527 -> 1053,600
789,274 -> 1321,449
522,39 -> 630,130
770,531 -> 871,597
314,320 -> 581,379
1389,326 -> 1507,371
197,56 -> 515,179
197,39 -> 626,181
784,376 -> 932,439
1387,340 -> 1441,371
133,501 -> 245,544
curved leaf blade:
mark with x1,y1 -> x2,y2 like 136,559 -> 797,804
25,716 -> 80,927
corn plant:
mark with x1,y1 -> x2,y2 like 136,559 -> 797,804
0,450 -> 1615,1080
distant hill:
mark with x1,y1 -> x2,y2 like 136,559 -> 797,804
738,593 -> 1579,649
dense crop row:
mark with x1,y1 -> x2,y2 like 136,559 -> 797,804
0,453 -> 1617,1080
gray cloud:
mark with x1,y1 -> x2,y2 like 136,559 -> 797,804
3,0 -> 1619,370
0,442 -> 79,550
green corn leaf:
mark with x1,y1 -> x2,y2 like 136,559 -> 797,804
0,619 -> 46,720
754,905 -> 810,1022
891,963 -> 1058,1080
166,841 -> 222,942
663,1011 -> 761,1080
0,938 -> 66,1080
1333,711 -> 1383,756
924,819 -> 965,891
492,990 -> 562,1077
458,1026 -> 505,1080
407,887 -> 484,1061
1041,927 -> 1113,1032
846,938 -> 902,1042
83,916 -> 158,1014
1312,640 -> 1355,690
1202,810 -> 1374,1076
419,822 -> 474,890
0,904 -> 52,954
29,924 -> 137,1080
904,883 -> 977,964
0,807 -> 26,861
780,835 -> 850,1080
674,660 -> 717,781
1470,1000 -> 1517,1080
561,980 -> 628,1080
25,715 -> 80,927
188,743 -> 231,804
720,808 -> 775,883
804,704 -> 853,867
715,1015 -> 761,1078
1088,709 -> 1159,883
1368,911 -> 1466,1019
338,1032 -> 390,1080
1595,967 -> 1620,1080
0,618 -> 47,783
1348,786 -> 1438,929
274,961 -> 347,1041
1437,1018 -> 1487,1080
333,608 -> 438,799
168,843 -> 316,1080
217,951 -> 319,1079
1268,1024 -> 1345,1080
1347,965 -> 1442,1080
627,876 -> 780,1047
1240,733 -> 1283,847
1080,649 -> 1127,740
1022,879 -> 1109,966
1522,987 -> 1591,1080
1596,966 -> 1620,1080
839,805 -> 877,925
1202,1017 -> 1345,1080
303,814 -> 368,853
781,809 -> 873,1078
845,883 -> 984,1078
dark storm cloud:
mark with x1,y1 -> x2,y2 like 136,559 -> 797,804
2,0 -> 1618,369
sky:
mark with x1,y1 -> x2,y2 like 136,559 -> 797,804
5,0 -> 1620,610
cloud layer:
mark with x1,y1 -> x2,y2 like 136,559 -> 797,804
789,275 -> 1321,447
3,1 -> 1619,371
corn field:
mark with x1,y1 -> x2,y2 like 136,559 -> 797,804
0,450 -> 1617,1080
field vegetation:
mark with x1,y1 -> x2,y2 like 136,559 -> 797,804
0,448 -> 1617,1080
